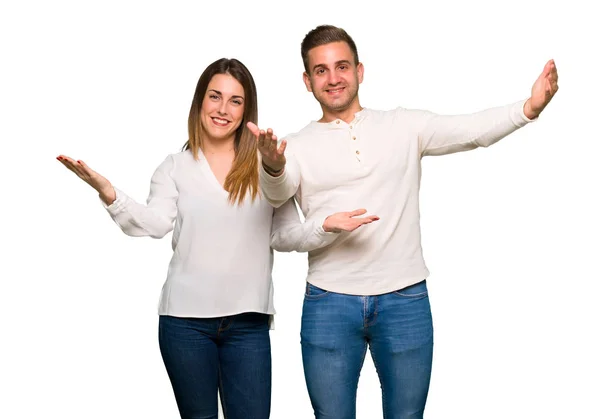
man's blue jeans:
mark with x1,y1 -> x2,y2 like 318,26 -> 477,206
301,280 -> 434,419
159,312 -> 271,419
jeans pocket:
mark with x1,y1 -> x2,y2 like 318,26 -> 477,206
392,280 -> 428,298
304,282 -> 330,300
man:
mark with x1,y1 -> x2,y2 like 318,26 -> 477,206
250,25 -> 558,419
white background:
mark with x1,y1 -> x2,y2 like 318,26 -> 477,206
2,0 -> 599,418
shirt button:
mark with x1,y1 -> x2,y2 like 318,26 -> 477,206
350,125 -> 353,129
336,120 -> 340,124
356,150 -> 360,155
352,136 -> 356,140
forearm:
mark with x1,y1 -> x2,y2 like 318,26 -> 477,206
103,188 -> 175,238
259,158 -> 300,208
420,99 -> 534,157
271,217 -> 339,252
270,199 -> 339,252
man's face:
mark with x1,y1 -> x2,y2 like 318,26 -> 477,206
303,41 -> 363,113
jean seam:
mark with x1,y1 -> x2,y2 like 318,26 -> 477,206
363,297 -> 367,328
304,284 -> 330,300
370,348 -> 387,419
393,291 -> 428,298
304,292 -> 330,300
365,296 -> 378,328
218,317 -> 235,335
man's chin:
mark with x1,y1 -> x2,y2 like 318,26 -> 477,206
321,99 -> 352,111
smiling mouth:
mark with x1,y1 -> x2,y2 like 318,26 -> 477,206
326,87 -> 345,95
211,117 -> 231,127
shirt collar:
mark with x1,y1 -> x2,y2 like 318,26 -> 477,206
310,108 -> 369,130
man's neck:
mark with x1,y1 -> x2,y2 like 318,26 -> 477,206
319,102 -> 363,124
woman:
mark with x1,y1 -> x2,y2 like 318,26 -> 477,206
57,58 -> 377,419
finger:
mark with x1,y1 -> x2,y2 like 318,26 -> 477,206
267,131 -> 279,152
349,209 -> 367,217
359,216 -> 380,225
270,135 -> 279,151
59,155 -> 78,165
257,129 -> 266,149
60,159 -> 87,178
343,222 -> 362,232
268,139 -> 277,152
60,157 -> 87,175
546,79 -> 557,98
546,66 -> 558,84
542,59 -> 553,77
77,159 -> 96,177
265,129 -> 276,151
277,139 -> 287,155
247,121 -> 260,137
349,219 -> 372,230
77,159 -> 94,172
58,158 -> 78,174
62,157 -> 89,179
58,156 -> 78,171
70,160 -> 89,178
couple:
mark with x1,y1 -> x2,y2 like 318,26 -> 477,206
57,25 -> 559,419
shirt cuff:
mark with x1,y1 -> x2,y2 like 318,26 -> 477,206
315,217 -> 339,237
515,98 -> 537,125
101,187 -> 127,215
259,164 -> 288,185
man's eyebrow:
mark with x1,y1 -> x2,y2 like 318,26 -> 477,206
311,60 -> 352,72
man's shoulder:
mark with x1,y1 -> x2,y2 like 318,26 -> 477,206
283,121 -> 318,140
363,106 -> 414,117
362,106 -> 432,127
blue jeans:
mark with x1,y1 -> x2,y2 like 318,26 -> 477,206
158,312 -> 271,419
301,280 -> 434,419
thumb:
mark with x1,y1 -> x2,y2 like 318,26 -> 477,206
247,121 -> 260,136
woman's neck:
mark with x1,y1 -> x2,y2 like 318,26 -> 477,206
203,136 -> 235,155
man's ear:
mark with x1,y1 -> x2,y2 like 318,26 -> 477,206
357,62 -> 364,84
303,72 -> 313,92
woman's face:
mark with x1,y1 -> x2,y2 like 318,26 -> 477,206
200,73 -> 245,142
